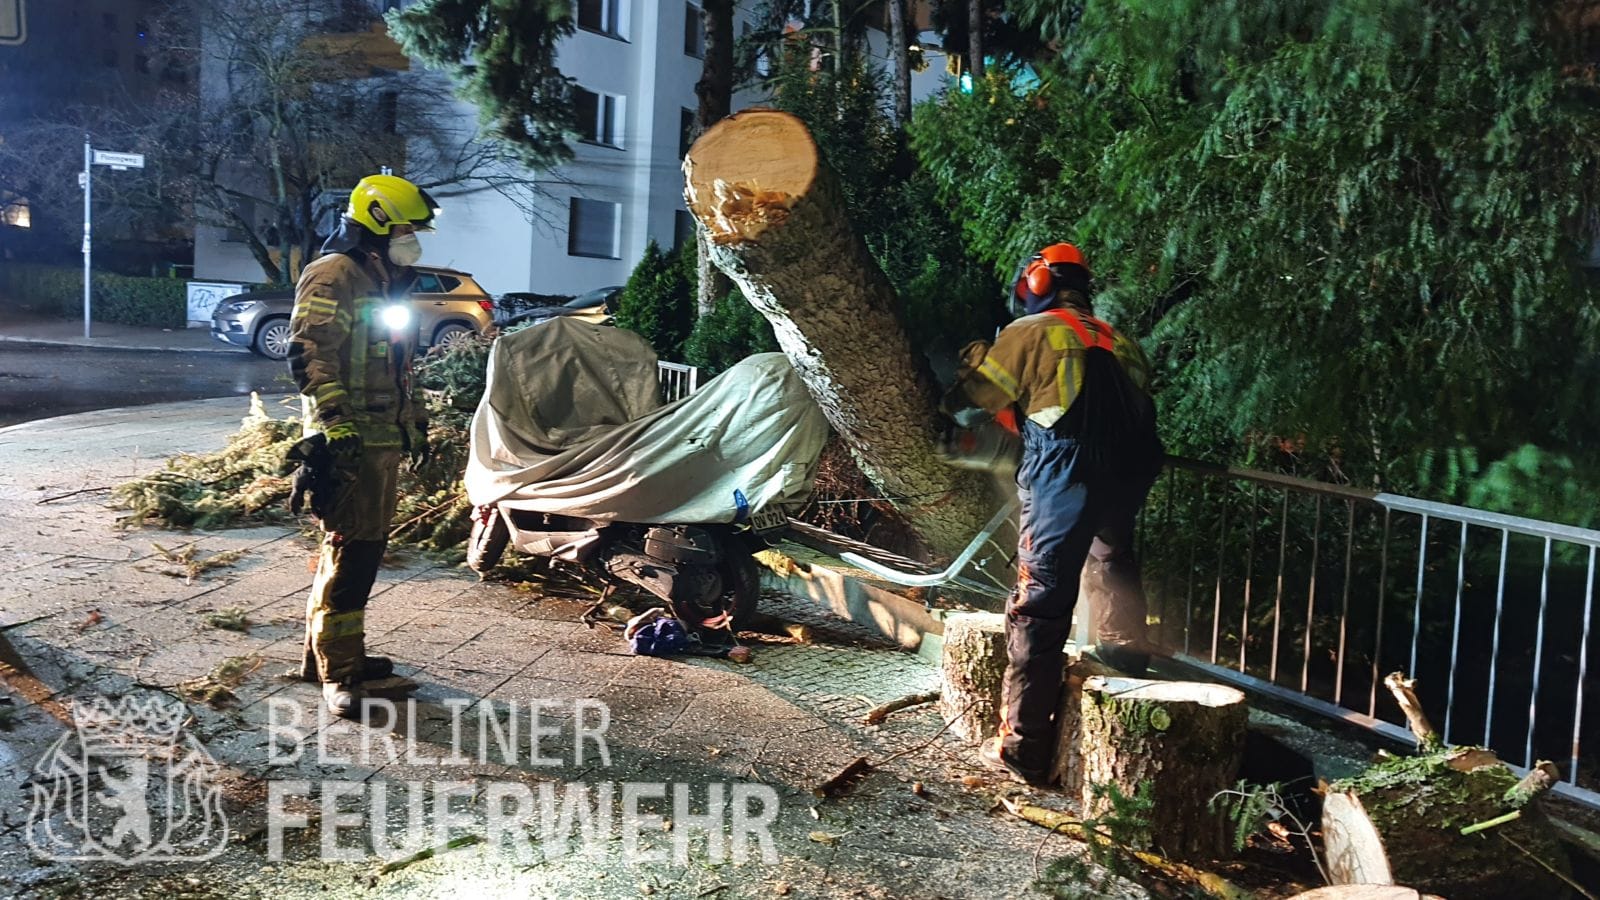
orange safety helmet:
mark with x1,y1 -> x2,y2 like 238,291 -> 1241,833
1011,242 -> 1091,316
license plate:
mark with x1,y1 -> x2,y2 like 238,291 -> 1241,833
749,505 -> 789,534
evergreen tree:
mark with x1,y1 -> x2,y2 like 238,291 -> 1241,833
615,240 -> 698,359
912,0 -> 1600,508
387,0 -> 576,171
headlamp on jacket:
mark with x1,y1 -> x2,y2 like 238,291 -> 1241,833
380,303 -> 412,332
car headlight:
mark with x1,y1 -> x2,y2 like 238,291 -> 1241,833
225,300 -> 261,312
380,304 -> 413,331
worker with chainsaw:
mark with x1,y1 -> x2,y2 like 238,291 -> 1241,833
941,242 -> 1165,786
286,174 -> 438,717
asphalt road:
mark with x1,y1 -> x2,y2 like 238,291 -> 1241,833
0,344 -> 292,428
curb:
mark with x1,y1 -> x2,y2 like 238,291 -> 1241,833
0,333 -> 251,355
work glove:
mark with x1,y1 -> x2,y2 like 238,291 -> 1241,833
283,432 -> 335,519
406,420 -> 431,473
324,421 -> 363,468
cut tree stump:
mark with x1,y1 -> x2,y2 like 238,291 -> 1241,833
1322,672 -> 1575,899
1054,676 -> 1248,861
938,612 -> 1007,742
684,108 -> 1008,562
1321,749 -> 1575,898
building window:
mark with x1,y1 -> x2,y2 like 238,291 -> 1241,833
577,0 -> 623,39
679,108 -> 695,159
684,2 -> 704,58
568,198 -> 620,259
102,48 -> 119,68
103,12 -> 118,32
378,91 -> 399,134
674,210 -> 696,251
573,87 -> 623,149
1,197 -> 31,230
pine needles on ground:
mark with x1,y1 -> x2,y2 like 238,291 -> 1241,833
112,394 -> 301,530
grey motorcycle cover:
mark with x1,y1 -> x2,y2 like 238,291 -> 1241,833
465,317 -> 828,524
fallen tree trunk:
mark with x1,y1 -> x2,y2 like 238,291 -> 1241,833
683,108 -> 1007,562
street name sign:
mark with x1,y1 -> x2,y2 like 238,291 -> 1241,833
0,0 -> 23,46
92,150 -> 146,170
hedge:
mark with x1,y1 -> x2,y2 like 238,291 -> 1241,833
0,263 -> 187,329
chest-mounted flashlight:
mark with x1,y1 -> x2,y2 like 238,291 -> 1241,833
380,303 -> 413,333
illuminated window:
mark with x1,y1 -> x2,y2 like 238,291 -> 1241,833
2,198 -> 31,229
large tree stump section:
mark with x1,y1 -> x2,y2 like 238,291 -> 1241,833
683,108 -> 1007,562
1319,672 -> 1576,898
1321,749 -> 1575,898
1055,676 -> 1249,861
938,612 -> 1007,742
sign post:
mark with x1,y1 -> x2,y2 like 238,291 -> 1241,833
82,143 -> 147,339
82,138 -> 91,339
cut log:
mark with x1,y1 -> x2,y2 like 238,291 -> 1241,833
1289,888 -> 1443,900
684,109 -> 1007,562
1055,676 -> 1249,861
937,612 -> 1007,743
1322,752 -> 1576,898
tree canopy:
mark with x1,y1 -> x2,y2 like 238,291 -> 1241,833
911,0 -> 1600,504
386,0 -> 576,172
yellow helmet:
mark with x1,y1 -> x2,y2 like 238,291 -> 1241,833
346,174 -> 439,235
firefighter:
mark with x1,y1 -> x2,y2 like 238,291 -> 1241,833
941,242 -> 1164,785
289,174 -> 438,717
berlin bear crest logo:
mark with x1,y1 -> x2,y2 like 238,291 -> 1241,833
28,693 -> 229,864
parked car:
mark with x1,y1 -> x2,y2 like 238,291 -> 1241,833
502,285 -> 624,329
210,266 -> 496,360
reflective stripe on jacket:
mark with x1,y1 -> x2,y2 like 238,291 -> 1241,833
287,252 -> 423,449
956,304 -> 1152,429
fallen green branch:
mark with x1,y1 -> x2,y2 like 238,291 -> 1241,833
377,834 -> 486,875
1000,797 -> 1253,900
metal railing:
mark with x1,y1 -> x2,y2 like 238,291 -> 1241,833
657,361 -> 700,404
1139,457 -> 1600,809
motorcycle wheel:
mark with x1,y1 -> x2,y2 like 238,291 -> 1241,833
467,509 -> 510,576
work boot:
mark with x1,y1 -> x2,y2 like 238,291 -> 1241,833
322,680 -> 364,719
980,737 -> 1051,787
298,643 -> 394,682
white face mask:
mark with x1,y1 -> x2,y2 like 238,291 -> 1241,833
388,232 -> 422,267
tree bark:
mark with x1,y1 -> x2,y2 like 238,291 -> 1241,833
1055,676 -> 1248,861
888,0 -> 912,124
938,612 -> 1006,742
694,0 -> 736,317
1322,749 -> 1574,898
683,109 -> 1007,561
966,0 -> 984,79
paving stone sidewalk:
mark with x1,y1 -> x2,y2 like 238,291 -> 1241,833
0,398 -> 1139,900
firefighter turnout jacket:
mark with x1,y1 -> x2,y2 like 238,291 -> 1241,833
287,251 -> 425,450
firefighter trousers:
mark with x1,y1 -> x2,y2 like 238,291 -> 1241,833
999,420 -> 1155,776
302,447 -> 401,684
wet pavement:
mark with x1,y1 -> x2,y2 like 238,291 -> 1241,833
0,345 -> 289,428
0,398 -> 1134,899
